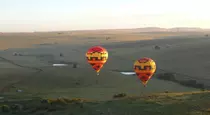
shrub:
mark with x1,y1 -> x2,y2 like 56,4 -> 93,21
165,91 -> 169,93
154,46 -> 160,50
73,64 -> 78,68
11,104 -> 23,112
1,105 -> 10,112
69,98 -> 87,104
113,93 -> 127,99
156,73 -> 177,81
41,98 -> 88,105
40,99 -> 49,104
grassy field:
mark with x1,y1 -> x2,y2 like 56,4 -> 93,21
0,91 -> 210,115
0,29 -> 210,114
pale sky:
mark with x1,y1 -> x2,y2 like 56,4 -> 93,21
0,0 -> 209,32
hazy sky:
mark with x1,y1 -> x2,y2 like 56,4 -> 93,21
0,0 -> 209,32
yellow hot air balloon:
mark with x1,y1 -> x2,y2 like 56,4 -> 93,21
86,46 -> 108,75
133,57 -> 156,87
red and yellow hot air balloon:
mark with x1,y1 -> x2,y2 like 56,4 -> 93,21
86,46 -> 108,75
133,57 -> 156,87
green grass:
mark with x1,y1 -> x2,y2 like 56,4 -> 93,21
0,91 -> 210,115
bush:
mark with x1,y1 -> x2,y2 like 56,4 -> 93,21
165,91 -> 169,93
11,104 -> 23,113
154,46 -> 160,50
73,64 -> 78,68
1,105 -> 10,112
156,73 -> 177,81
40,99 -> 49,104
69,98 -> 87,104
41,98 -> 88,105
60,53 -> 63,57
46,98 -> 67,105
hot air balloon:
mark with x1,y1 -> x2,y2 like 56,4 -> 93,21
86,46 -> 108,75
133,57 -> 156,87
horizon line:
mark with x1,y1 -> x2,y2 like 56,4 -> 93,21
1,26 -> 210,33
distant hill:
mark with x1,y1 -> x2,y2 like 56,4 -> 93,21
3,27 -> 210,33
134,27 -> 168,32
169,27 -> 203,32
68,27 -> 209,33
133,27 -> 206,32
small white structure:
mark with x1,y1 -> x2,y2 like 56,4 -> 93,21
53,64 -> 68,67
120,72 -> 136,76
16,89 -> 23,93
166,44 -> 171,48
0,97 -> 4,100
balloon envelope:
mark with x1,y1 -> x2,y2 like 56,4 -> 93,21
133,57 -> 156,86
86,46 -> 108,75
